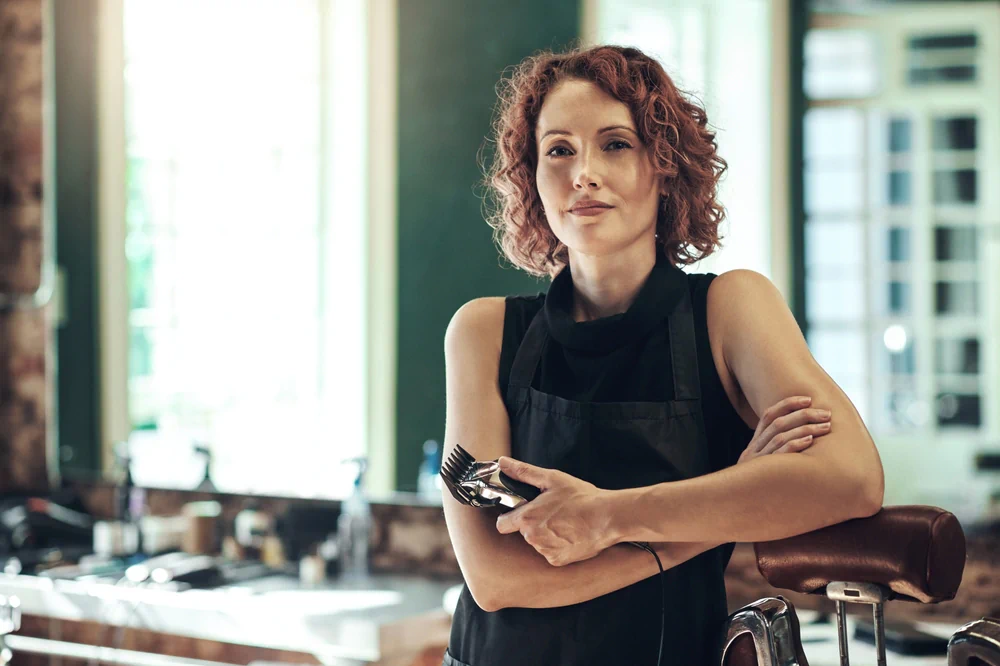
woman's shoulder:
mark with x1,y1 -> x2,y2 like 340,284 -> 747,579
689,268 -> 767,431
444,298 -> 509,371
445,294 -> 545,365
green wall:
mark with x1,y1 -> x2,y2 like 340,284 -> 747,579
395,1 -> 579,490
54,0 -> 102,478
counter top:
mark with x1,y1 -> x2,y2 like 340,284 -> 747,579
0,571 -> 462,665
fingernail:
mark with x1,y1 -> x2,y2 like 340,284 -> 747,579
800,397 -> 812,404
821,410 -> 832,417
818,422 -> 831,429
804,435 -> 813,442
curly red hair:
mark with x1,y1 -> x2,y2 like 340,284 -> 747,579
479,43 -> 728,278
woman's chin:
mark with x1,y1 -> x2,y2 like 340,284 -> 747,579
561,227 -> 655,258
564,235 -> 630,257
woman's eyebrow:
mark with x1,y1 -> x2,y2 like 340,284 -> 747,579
540,125 -> 638,140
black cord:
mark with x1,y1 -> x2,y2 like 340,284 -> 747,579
629,541 -> 665,666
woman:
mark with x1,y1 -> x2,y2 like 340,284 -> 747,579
441,44 -> 884,665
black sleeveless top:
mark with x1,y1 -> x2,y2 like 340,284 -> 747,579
444,255 -> 756,666
499,265 -> 753,485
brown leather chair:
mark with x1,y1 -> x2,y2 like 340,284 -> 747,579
720,505 -> 969,666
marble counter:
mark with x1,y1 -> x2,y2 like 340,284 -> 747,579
0,571 -> 461,665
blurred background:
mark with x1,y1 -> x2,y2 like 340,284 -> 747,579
3,0 -> 1000,521
2,1 -> 999,665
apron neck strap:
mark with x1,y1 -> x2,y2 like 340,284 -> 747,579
668,286 -> 701,401
508,308 -> 549,390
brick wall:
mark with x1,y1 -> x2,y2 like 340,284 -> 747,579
0,0 -> 50,492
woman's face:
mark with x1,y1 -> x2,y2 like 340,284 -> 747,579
535,78 -> 665,258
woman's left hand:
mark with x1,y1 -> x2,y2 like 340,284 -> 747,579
494,457 -> 617,566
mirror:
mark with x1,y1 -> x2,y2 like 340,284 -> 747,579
40,0 -> 999,527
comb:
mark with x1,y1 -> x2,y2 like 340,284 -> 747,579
440,444 -> 481,506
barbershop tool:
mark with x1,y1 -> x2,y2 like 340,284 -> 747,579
440,444 -> 668,666
439,444 -> 541,509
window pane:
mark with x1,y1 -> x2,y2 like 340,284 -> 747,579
805,29 -> 880,99
933,170 -> 977,203
935,281 -> 978,315
126,229 -> 154,309
888,118 -> 911,153
806,169 -> 864,214
936,393 -> 981,427
807,276 -> 865,323
907,32 -> 978,85
806,219 -> 863,268
888,227 -> 910,262
934,226 -> 978,261
935,338 -> 980,374
910,34 -> 977,50
129,327 -> 153,379
888,171 -> 911,205
888,281 -> 911,315
932,117 -> 977,151
806,108 -> 864,161
909,66 -> 976,84
886,345 -> 915,375
808,329 -> 866,377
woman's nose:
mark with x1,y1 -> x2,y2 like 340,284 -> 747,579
572,153 -> 604,190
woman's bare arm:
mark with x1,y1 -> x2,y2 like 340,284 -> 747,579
442,297 -> 724,611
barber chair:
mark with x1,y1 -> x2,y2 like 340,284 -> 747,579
720,505 -> 998,666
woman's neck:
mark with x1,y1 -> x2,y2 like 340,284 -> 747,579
565,244 -> 658,322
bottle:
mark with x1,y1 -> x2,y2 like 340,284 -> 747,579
337,457 -> 371,579
417,439 -> 443,500
110,441 -> 142,557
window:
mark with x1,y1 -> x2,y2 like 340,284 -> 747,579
97,0 -> 380,497
804,29 -> 881,100
802,4 -> 1000,511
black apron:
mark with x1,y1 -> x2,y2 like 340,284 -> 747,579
444,264 -> 732,666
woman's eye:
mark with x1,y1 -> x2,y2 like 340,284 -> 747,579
545,141 -> 632,158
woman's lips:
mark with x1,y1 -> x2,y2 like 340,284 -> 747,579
569,206 -> 614,217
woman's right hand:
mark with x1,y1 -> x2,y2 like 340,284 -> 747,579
736,396 -> 832,466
